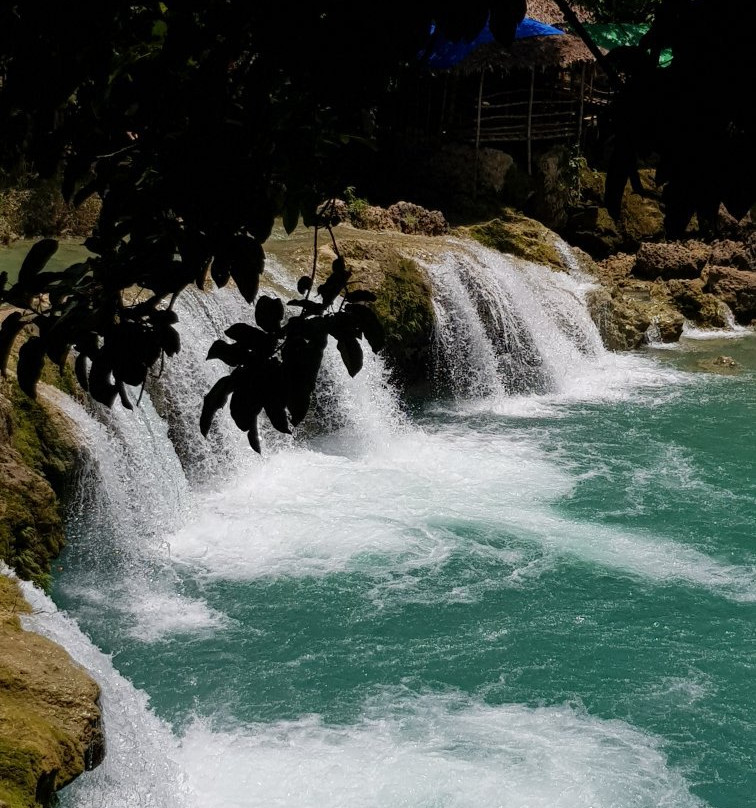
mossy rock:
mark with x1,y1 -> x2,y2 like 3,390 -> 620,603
0,374 -> 79,589
0,577 -> 103,808
461,211 -> 567,270
371,256 -> 435,387
337,240 -> 435,389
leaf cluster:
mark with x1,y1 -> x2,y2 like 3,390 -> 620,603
0,1 -> 525,448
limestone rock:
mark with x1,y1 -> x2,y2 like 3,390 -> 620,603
0,378 -> 79,588
632,241 -> 709,281
387,202 -> 449,236
461,211 -> 569,270
349,203 -> 399,232
703,265 -> 756,324
696,355 -> 742,374
665,279 -> 729,329
708,239 -> 753,271
587,285 -> 684,350
0,576 -> 104,808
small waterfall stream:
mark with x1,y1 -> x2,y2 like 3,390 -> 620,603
13,234 -> 756,808
421,241 -> 603,398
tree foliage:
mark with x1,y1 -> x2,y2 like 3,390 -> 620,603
0,1 -> 526,449
602,0 -> 756,235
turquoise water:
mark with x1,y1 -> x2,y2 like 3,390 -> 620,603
48,330 -> 756,808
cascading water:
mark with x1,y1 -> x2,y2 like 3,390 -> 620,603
421,241 -> 604,398
15,235 -> 756,808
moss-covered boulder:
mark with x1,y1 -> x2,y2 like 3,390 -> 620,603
0,576 -> 104,808
460,211 -> 568,270
338,240 -> 435,389
0,364 -> 79,589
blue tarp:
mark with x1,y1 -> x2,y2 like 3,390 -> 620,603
423,17 -> 564,70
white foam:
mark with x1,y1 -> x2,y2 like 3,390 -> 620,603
15,575 -> 193,808
177,690 -> 705,808
164,424 -> 756,602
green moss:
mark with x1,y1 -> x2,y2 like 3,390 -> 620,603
0,376 -> 77,588
6,381 -> 77,493
462,212 -> 566,270
372,257 -> 435,387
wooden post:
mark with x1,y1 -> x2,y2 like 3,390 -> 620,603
577,63 -> 586,146
474,70 -> 485,199
527,66 -> 535,175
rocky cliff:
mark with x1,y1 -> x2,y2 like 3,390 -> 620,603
0,575 -> 103,808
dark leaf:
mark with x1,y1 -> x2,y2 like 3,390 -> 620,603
0,271 -> 7,297
287,299 -> 324,316
337,336 -> 363,377
282,336 -> 324,425
18,239 -> 58,288
117,381 -> 134,410
207,339 -> 249,366
247,417 -> 261,454
326,311 -> 359,342
16,335 -> 46,397
151,309 -> 179,325
227,235 -> 265,304
283,199 -> 300,235
200,375 -> 234,436
345,289 -> 377,303
255,295 -> 285,333
262,358 -> 290,435
211,254 -> 232,288
285,315 -> 328,342
74,352 -> 89,391
317,274 -> 346,308
159,325 -> 181,357
0,312 -> 25,376
229,383 -> 262,432
297,276 -> 312,295
224,323 -> 278,355
73,181 -> 98,208
89,353 -> 118,407
332,256 -> 347,277
347,304 -> 386,353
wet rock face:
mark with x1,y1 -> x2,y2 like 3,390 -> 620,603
665,279 -> 729,329
0,577 -> 104,808
331,199 -> 449,237
632,241 -> 710,281
586,286 -> 684,351
704,265 -> 756,325
0,375 -> 79,589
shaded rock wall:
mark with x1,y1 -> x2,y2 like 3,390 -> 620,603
0,576 -> 103,808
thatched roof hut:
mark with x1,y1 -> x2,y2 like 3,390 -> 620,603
451,33 -> 595,76
526,0 -> 594,26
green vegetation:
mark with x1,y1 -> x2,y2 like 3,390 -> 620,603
463,212 -> 568,270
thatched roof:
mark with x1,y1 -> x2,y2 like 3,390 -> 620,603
453,33 -> 595,75
527,0 -> 594,26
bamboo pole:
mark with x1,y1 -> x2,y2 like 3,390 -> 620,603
474,70 -> 485,198
527,66 -> 535,175
577,63 -> 586,146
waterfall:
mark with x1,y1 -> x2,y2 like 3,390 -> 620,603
419,240 -> 606,399
22,234 -> 731,808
